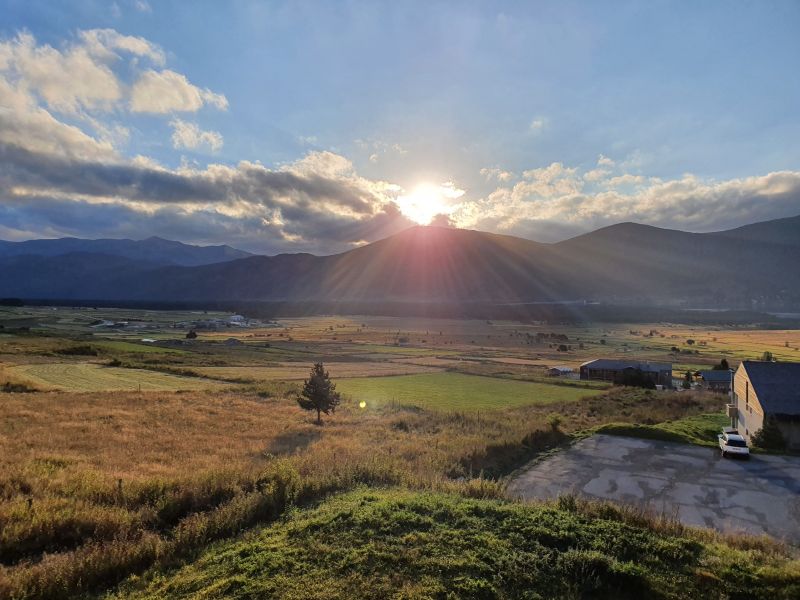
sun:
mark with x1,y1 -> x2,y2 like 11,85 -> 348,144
395,182 -> 465,225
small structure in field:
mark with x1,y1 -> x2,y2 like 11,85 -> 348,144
580,359 -> 673,388
733,361 -> 800,450
698,370 -> 733,393
547,366 -> 573,377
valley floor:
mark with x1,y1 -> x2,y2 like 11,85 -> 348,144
1,309 -> 799,598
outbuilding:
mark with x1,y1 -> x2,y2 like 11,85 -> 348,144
580,359 -> 673,388
698,370 -> 733,393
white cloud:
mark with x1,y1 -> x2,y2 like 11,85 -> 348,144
78,29 -> 164,65
529,117 -> 547,134
170,119 -> 223,152
480,167 -> 514,182
130,69 -> 228,113
134,0 -> 153,13
454,161 -> 800,241
0,76 -> 117,160
597,154 -> 615,167
583,168 -> 609,182
605,174 -> 645,187
0,32 -> 123,114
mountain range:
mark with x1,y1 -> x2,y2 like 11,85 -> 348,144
0,236 -> 252,266
1,215 -> 799,310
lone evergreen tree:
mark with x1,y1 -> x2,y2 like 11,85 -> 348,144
713,358 -> 729,370
297,362 -> 341,424
682,370 -> 693,389
751,416 -> 787,451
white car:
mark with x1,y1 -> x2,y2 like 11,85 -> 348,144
718,428 -> 750,458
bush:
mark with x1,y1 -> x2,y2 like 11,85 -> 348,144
55,345 -> 98,356
751,417 -> 787,451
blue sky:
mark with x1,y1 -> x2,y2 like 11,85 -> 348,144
0,0 -> 799,253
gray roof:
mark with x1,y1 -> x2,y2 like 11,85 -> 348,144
580,359 -> 672,372
699,370 -> 733,382
742,361 -> 800,416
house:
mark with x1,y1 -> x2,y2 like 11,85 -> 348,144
698,370 -> 733,393
580,359 -> 673,388
547,366 -> 573,377
733,361 -> 800,450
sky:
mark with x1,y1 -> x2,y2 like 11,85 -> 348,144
1,0 -> 799,254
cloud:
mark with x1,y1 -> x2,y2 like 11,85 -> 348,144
529,117 -> 547,134
356,139 -> 407,164
583,168 -> 609,182
0,76 -> 117,160
604,174 -> 645,187
130,69 -> 228,113
134,0 -> 152,13
0,32 -> 123,114
78,29 -> 164,65
480,167 -> 514,182
454,162 -> 800,242
170,119 -> 223,152
597,154 -> 615,167
0,139 -> 417,252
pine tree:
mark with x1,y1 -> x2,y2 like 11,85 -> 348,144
297,362 -> 341,424
682,370 -> 692,389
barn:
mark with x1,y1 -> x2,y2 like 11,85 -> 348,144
580,359 -> 673,388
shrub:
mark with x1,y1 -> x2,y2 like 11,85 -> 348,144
751,417 -> 787,452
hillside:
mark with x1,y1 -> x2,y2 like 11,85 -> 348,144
109,488 -> 799,600
1,216 -> 799,308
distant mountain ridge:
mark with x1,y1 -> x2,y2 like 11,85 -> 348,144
0,236 -> 253,266
1,215 -> 799,310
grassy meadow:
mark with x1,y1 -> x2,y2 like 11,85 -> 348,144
337,372 -> 605,411
1,307 -> 799,598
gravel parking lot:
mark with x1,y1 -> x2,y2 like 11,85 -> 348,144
508,434 -> 800,543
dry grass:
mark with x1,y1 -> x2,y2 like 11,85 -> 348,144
0,385 -> 729,599
4,363 -> 227,392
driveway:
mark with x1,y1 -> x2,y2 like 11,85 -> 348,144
508,434 -> 800,543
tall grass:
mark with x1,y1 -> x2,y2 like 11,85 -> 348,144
0,386 -> 728,599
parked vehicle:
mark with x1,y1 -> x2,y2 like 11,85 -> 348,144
718,428 -> 750,458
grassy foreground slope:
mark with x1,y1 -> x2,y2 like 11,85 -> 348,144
110,488 -> 799,600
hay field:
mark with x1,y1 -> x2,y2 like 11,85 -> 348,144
6,363 -> 225,392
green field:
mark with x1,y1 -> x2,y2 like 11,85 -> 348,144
597,413 -> 729,447
7,363 -> 225,392
337,372 -> 604,410
109,488 -> 799,600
